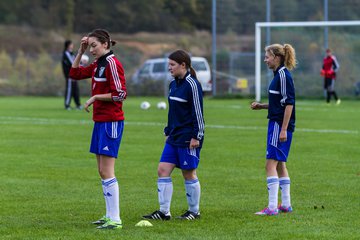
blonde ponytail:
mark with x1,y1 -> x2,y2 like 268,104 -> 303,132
283,44 -> 297,70
265,43 -> 297,70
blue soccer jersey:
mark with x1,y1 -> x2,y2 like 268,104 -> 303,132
164,72 -> 205,147
267,65 -> 296,132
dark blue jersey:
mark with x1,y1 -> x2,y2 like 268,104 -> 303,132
267,65 -> 296,132
164,72 -> 205,147
62,50 -> 75,79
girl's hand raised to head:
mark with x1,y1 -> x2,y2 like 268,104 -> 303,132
79,37 -> 89,54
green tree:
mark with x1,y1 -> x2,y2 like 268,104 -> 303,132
13,50 -> 29,88
27,51 -> 52,95
65,0 -> 75,38
0,50 -> 12,80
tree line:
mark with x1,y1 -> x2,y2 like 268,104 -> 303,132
1,0 -> 359,36
0,0 -> 211,36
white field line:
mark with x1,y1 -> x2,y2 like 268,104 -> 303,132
0,116 -> 358,135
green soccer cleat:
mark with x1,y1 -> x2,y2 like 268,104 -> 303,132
96,220 -> 123,230
92,216 -> 110,225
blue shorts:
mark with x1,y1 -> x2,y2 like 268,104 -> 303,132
90,121 -> 124,158
266,120 -> 293,162
160,143 -> 201,170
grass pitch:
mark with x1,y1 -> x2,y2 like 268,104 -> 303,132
0,96 -> 359,240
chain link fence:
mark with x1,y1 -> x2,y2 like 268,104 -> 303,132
213,0 -> 360,98
1,1 -> 360,98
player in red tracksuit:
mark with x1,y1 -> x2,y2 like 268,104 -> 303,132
321,48 -> 341,104
69,29 -> 126,230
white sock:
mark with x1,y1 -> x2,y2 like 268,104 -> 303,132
101,183 -> 110,218
267,176 -> 279,210
158,177 -> 173,214
102,178 -> 120,222
279,177 -> 291,207
185,179 -> 201,213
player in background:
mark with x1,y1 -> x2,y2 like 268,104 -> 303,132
69,29 -> 127,229
251,43 -> 296,216
62,40 -> 82,110
321,48 -> 341,105
143,50 -> 205,221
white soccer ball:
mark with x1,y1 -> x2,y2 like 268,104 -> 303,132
140,101 -> 151,110
157,101 -> 167,110
81,54 -> 89,65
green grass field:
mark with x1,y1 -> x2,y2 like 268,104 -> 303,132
0,96 -> 359,240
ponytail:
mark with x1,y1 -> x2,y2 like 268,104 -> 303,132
265,43 -> 297,70
283,44 -> 297,70
110,40 -> 117,47
190,66 -> 197,79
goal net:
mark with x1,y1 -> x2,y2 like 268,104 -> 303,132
255,21 -> 360,101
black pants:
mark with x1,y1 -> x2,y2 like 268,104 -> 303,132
64,78 -> 81,108
324,78 -> 338,103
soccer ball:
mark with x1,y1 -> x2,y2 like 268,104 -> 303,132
157,101 -> 167,110
140,101 -> 151,110
81,54 -> 89,65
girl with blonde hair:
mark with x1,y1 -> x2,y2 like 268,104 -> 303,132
251,43 -> 296,215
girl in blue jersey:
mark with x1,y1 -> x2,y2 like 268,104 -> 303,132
251,43 -> 297,216
143,50 -> 205,221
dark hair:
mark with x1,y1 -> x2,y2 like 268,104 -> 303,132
64,40 -> 72,51
88,29 -> 116,49
168,49 -> 197,79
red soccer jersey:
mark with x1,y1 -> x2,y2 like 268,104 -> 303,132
70,51 -> 127,122
322,55 -> 339,79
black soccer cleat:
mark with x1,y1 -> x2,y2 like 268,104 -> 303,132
176,210 -> 200,220
92,216 -> 109,225
143,210 -> 171,220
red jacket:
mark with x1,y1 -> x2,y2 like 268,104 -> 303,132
70,51 -> 127,122
322,55 -> 339,79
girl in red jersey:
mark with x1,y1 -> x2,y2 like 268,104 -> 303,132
69,29 -> 126,230
322,48 -> 341,104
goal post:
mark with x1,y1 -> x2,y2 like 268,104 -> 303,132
255,20 -> 360,102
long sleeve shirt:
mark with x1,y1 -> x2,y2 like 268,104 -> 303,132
268,65 -> 296,132
165,72 -> 205,147
69,51 -> 127,122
